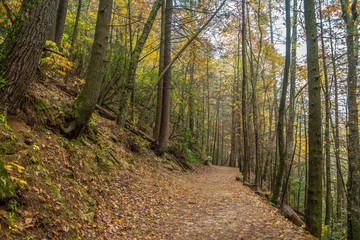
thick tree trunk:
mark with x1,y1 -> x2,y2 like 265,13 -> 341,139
64,0 -> 113,138
340,0 -> 360,238
155,0 -> 172,155
304,0 -> 323,237
0,0 -> 59,115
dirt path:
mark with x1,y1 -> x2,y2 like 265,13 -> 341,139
158,165 -> 313,240
96,165 -> 314,239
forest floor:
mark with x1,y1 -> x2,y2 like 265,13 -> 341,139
98,165 -> 315,240
0,82 -> 315,239
151,165 -> 315,240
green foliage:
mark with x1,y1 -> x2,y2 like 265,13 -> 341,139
30,156 -> 38,164
8,200 -> 17,221
58,106 -> 65,117
322,222 -> 347,240
185,148 -> 197,164
89,115 -> 97,129
41,40 -> 73,78
36,102 -> 49,111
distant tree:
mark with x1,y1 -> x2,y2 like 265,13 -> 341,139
304,0 -> 323,237
116,0 -> 162,128
0,0 -> 60,115
319,3 -> 331,226
55,0 -> 68,46
241,0 -> 249,181
70,0 -> 82,54
62,0 -> 113,138
48,0 -> 68,46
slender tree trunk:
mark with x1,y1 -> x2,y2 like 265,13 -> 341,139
271,0 -> 291,205
284,0 -> 297,205
241,0 -> 249,181
319,4 -> 332,226
304,0 -> 323,237
328,15 -> 344,220
189,51 -> 195,136
70,0 -> 82,55
153,0 -> 166,140
0,0 -> 60,115
230,64 -> 238,167
303,99 -> 309,214
63,0 -> 113,138
117,0 -> 162,128
206,54 -> 211,154
296,114 -> 302,212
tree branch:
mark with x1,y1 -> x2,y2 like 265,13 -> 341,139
141,0 -> 227,106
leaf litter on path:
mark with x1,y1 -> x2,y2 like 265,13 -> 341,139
100,165 -> 314,240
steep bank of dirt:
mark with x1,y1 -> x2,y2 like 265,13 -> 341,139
0,81 -> 186,239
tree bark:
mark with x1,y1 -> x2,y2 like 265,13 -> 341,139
304,0 -> 323,237
155,0 -> 172,155
319,4 -> 332,226
70,0 -> 82,55
153,0 -> 166,140
271,0 -> 291,205
328,14 -> 344,220
241,0 -> 249,182
55,0 -> 68,46
117,0 -> 162,128
0,0 -> 59,115
340,0 -> 360,238
63,0 -> 113,138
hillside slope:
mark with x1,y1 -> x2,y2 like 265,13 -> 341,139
0,81 -> 313,239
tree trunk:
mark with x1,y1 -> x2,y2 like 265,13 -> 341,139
241,0 -> 249,182
328,14 -> 344,220
70,0 -> 82,55
271,0 -> 291,205
284,0 -> 297,205
117,0 -> 162,128
340,0 -> 360,238
304,0 -> 323,237
153,0 -> 166,140
319,4 -> 332,226
63,0 -> 113,138
54,0 -> 68,46
0,0 -> 59,115
155,0 -> 172,155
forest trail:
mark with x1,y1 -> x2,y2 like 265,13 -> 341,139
156,165 -> 313,240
